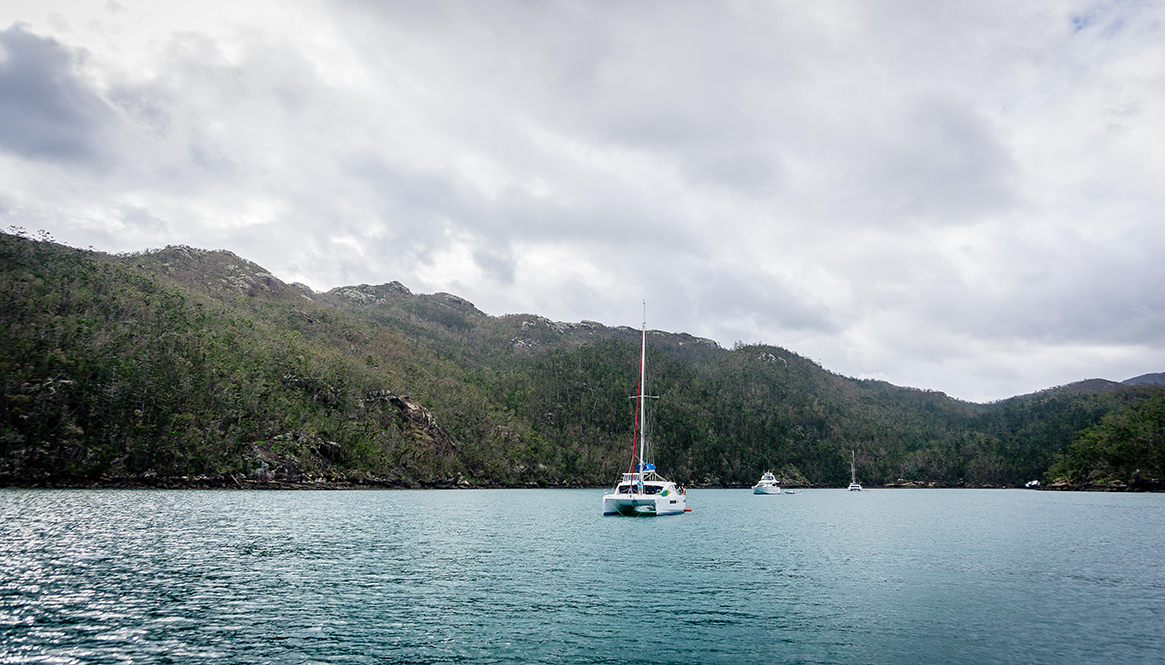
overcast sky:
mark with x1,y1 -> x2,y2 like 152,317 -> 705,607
2,1 -> 1163,402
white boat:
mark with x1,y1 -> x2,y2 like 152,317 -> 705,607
753,471 -> 781,494
602,307 -> 687,517
848,450 -> 863,491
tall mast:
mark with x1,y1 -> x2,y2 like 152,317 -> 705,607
638,302 -> 647,473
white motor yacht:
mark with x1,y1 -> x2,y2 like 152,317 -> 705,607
752,471 -> 781,494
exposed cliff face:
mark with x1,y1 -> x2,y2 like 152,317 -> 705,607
364,391 -> 456,456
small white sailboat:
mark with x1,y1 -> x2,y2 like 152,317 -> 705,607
602,307 -> 687,516
848,450 -> 863,491
752,471 -> 781,494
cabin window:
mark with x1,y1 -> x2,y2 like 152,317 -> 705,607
617,484 -> 668,495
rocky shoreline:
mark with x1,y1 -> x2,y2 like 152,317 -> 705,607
2,475 -> 1161,491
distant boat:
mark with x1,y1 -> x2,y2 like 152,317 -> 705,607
752,471 -> 781,494
848,450 -> 863,491
602,306 -> 687,516
783,489 -> 802,495
1026,480 -> 1041,489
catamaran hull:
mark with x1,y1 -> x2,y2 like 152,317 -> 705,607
602,495 -> 686,516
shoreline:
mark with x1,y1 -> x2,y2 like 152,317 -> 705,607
1,476 -> 1160,492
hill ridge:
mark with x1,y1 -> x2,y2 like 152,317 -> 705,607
2,232 -> 1161,490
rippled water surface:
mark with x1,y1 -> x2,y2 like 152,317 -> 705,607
2,488 -> 1163,664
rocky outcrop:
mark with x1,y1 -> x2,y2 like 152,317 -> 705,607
244,433 -> 345,483
364,391 -> 457,455
774,464 -> 811,487
327,282 -> 413,306
432,292 -> 476,309
129,245 -> 312,301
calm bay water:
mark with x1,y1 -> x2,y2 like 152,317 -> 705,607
1,488 -> 1163,664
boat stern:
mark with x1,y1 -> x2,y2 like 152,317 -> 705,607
603,485 -> 686,516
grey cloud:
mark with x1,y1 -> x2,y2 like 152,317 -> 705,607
845,228 -> 1165,362
977,245 -> 1165,346
335,0 -> 788,194
46,13 -> 70,33
107,85 -> 172,138
0,23 -> 114,164
340,153 -> 469,254
339,142 -> 704,272
472,245 -> 516,284
673,148 -> 783,196
680,267 -> 839,338
857,98 -> 1019,224
1,1 -> 1162,402
494,186 -> 701,252
115,204 -> 168,235
186,129 -> 237,176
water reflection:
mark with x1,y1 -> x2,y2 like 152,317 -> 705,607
1,489 -> 1163,664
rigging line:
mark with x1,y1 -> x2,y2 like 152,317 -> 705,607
628,301 -> 647,493
629,386 -> 640,491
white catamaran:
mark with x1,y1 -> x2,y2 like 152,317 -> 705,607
848,450 -> 863,491
602,308 -> 687,516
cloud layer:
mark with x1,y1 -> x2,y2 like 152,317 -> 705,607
2,0 -> 1163,401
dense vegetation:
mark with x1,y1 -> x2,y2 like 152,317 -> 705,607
1047,394 -> 1165,489
2,229 -> 1162,489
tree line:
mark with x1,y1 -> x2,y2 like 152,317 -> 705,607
1,230 -> 1161,489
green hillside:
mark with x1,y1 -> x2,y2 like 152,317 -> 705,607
2,230 -> 1161,489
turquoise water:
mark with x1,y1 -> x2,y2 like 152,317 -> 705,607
1,488 -> 1163,664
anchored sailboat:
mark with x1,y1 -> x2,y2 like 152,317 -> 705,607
848,450 -> 863,491
602,306 -> 687,516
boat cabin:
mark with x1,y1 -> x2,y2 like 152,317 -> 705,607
616,483 -> 665,495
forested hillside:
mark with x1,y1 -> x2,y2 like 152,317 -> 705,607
2,230 -> 1161,489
